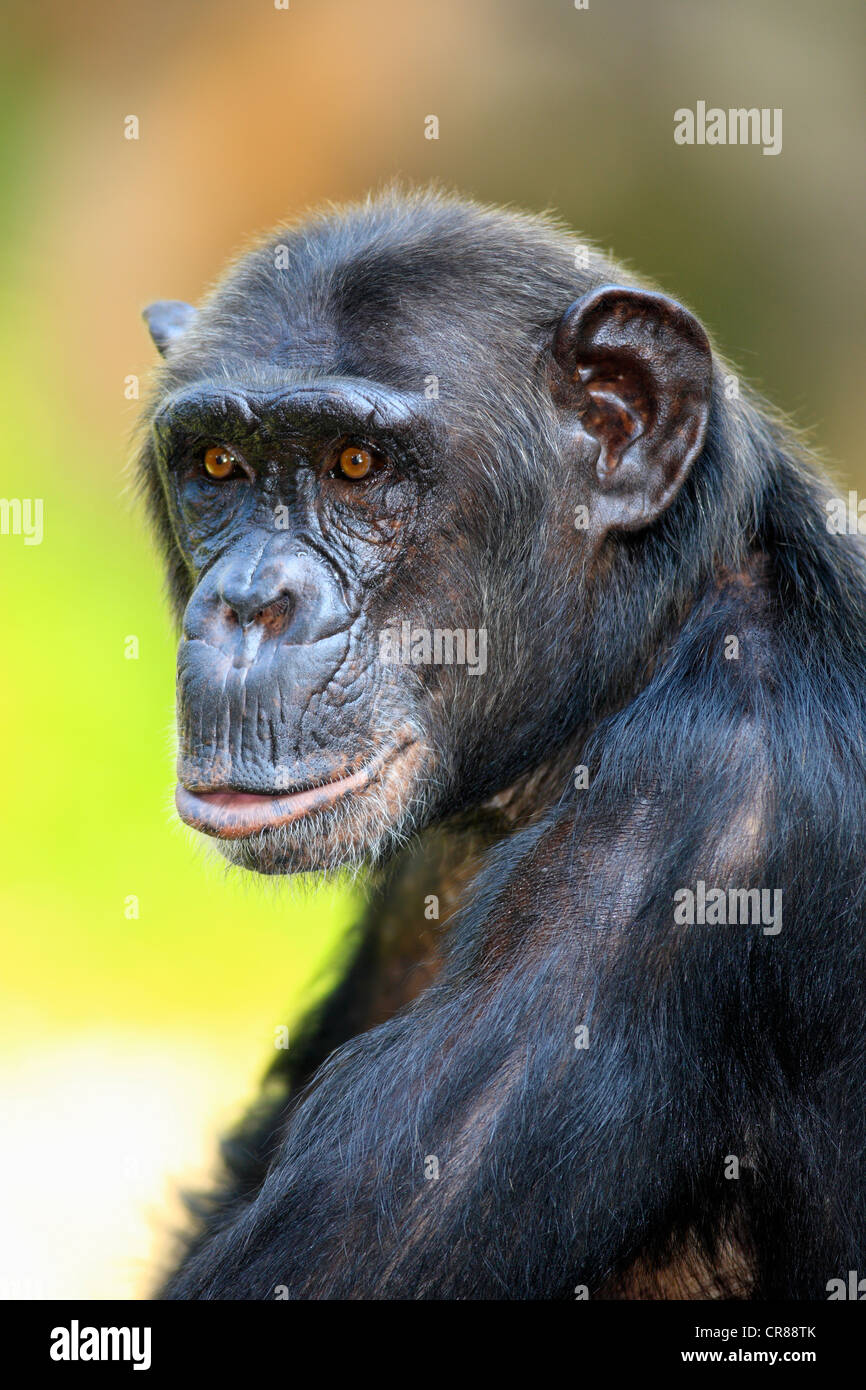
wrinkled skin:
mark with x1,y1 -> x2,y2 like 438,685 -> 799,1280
157,377 -> 441,872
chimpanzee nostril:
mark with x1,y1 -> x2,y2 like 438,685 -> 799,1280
248,592 -> 296,637
221,587 -> 295,632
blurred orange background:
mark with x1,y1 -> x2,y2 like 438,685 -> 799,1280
0,0 -> 863,1298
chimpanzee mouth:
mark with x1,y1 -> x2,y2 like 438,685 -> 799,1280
175,743 -> 413,839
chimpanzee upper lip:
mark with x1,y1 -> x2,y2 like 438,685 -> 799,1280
175,746 -> 407,839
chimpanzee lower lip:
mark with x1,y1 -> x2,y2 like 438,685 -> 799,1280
175,748 -> 407,839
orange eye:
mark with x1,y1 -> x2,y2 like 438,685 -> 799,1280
337,445 -> 374,480
203,445 -> 240,479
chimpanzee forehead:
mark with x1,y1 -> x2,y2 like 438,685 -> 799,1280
189,200 -> 582,390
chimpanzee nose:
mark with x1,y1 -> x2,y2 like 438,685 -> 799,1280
220,573 -> 294,631
218,552 -> 344,643
183,543 -> 352,652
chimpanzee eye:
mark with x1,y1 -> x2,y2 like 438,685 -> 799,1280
203,444 -> 242,480
336,444 -> 377,481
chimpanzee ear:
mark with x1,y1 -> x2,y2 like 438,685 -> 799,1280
550,285 -> 713,530
142,300 -> 197,356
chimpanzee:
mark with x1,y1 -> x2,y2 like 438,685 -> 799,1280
138,187 -> 866,1300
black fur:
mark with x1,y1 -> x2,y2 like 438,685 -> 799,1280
140,189 -> 866,1299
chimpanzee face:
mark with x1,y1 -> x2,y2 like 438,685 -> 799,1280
150,369 -> 452,875
141,206 -> 711,875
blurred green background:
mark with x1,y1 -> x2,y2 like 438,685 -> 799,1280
0,0 -> 863,1298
